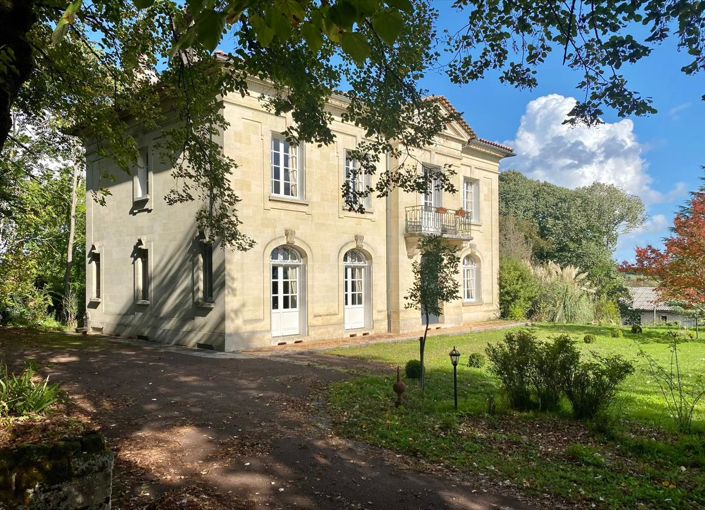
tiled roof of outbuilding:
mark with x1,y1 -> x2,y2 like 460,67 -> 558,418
628,287 -> 675,311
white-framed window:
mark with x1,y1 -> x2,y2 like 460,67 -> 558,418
133,146 -> 151,203
345,152 -> 372,211
343,249 -> 367,306
201,241 -> 214,303
135,243 -> 150,304
463,255 -> 480,302
271,137 -> 303,199
463,178 -> 480,222
423,165 -> 442,209
90,250 -> 101,301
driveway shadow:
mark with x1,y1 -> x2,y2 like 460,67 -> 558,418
1,328 -> 535,509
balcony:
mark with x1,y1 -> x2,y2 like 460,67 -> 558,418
405,205 -> 473,240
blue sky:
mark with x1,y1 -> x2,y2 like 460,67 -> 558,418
418,3 -> 705,262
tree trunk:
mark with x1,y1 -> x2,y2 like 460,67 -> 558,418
63,165 -> 79,326
0,0 -> 36,153
420,308 -> 430,390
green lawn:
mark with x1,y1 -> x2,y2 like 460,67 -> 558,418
327,324 -> 705,509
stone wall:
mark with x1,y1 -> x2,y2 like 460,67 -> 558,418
0,432 -> 113,510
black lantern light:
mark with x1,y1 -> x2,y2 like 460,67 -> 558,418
449,346 -> 461,410
449,346 -> 461,366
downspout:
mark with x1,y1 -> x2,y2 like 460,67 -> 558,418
385,150 -> 393,333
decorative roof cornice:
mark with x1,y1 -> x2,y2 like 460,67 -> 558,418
467,138 -> 515,158
425,96 -> 477,140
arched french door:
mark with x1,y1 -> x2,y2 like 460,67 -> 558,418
344,249 -> 370,330
271,246 -> 304,337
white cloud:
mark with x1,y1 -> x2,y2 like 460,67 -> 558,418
668,102 -> 691,120
615,214 -> 671,262
630,214 -> 669,237
504,94 -> 685,205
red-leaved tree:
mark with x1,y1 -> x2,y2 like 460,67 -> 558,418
622,191 -> 705,309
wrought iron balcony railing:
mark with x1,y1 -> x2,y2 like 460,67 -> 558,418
405,205 -> 472,240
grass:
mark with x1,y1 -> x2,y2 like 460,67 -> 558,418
0,363 -> 61,417
327,324 -> 705,509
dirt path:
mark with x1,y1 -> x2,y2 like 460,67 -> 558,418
2,329 -> 535,510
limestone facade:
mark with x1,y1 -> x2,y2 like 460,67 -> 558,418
85,81 -> 513,351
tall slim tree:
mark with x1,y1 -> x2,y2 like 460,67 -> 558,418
405,235 -> 460,390
62,164 -> 80,327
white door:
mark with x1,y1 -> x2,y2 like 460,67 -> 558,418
271,247 -> 302,337
344,250 -> 368,330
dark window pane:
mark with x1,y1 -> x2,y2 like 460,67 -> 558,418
94,255 -> 101,299
283,296 -> 290,309
202,243 -> 213,301
291,295 -> 297,308
140,250 -> 149,300
272,296 -> 278,309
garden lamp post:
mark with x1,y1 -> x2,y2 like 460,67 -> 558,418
449,346 -> 461,410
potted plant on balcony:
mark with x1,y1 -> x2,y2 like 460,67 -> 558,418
435,206 -> 448,214
455,208 -> 466,218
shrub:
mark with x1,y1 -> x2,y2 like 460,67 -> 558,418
499,258 -> 537,320
488,330 -> 632,419
0,365 -> 60,417
532,335 -> 580,411
619,301 -> 641,326
531,262 -> 595,324
610,328 -> 623,338
486,330 -> 538,410
467,352 -> 485,369
584,334 -> 596,344
563,354 -> 634,420
488,332 -> 580,411
631,324 -> 643,334
405,360 -> 422,379
639,339 -> 705,433
594,297 -> 621,325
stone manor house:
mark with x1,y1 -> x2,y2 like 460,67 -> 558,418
84,79 -> 513,351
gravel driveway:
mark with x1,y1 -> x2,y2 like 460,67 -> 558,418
1,329 -> 534,510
